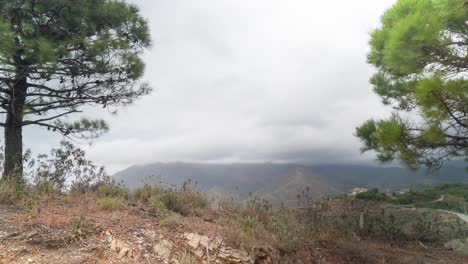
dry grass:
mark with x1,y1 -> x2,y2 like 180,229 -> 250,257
0,180 -> 20,205
0,184 -> 466,264
98,197 -> 121,211
133,185 -> 209,216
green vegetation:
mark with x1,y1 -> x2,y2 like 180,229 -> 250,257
0,180 -> 20,204
356,0 -> 468,170
98,197 -> 121,211
356,183 -> 468,214
132,183 -> 209,216
356,188 -> 386,201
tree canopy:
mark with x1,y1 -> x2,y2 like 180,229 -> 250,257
0,0 -> 151,181
356,0 -> 467,169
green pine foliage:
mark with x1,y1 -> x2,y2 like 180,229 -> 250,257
0,0 -> 151,181
356,0 -> 468,169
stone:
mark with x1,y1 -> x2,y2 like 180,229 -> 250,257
118,247 -> 129,259
186,233 -> 201,249
193,248 -> 204,258
154,240 -> 174,259
109,240 -> 117,251
199,235 -> 211,249
217,246 -> 253,263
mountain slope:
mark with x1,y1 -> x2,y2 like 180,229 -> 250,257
113,162 -> 468,204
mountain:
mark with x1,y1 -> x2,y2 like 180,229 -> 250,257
113,162 -> 468,206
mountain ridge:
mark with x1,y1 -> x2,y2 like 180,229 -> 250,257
113,162 -> 468,205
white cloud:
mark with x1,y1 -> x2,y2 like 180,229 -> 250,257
22,0 -> 396,173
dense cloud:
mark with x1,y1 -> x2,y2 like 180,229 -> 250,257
22,0 -> 396,172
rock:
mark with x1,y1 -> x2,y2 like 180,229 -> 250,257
110,240 -> 117,251
218,246 -> 253,263
154,240 -> 174,259
252,246 -> 278,264
193,248 -> 204,258
118,247 -> 129,259
213,237 -> 224,248
199,235 -> 211,249
186,233 -> 201,249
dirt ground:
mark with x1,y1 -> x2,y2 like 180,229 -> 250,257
0,194 -> 467,264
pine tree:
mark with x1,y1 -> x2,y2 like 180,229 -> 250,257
0,0 -> 151,184
356,0 -> 467,169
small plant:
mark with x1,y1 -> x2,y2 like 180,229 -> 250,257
239,215 -> 260,234
148,196 -> 169,215
96,182 -> 129,199
72,217 -> 82,237
27,194 -> 39,219
34,180 -> 56,195
178,249 -> 195,264
159,212 -> 182,228
98,197 -> 121,211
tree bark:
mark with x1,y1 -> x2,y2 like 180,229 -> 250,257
3,113 -> 23,181
2,65 -> 27,183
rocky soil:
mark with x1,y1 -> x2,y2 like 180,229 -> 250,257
0,195 -> 266,264
0,194 -> 467,264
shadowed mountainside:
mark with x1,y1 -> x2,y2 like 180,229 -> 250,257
113,162 -> 468,206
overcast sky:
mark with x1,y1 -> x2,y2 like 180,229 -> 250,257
24,0 -> 396,173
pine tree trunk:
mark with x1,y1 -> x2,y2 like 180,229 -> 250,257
2,69 -> 27,183
3,114 -> 23,181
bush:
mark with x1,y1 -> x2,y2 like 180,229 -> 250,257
356,188 -> 386,201
98,197 -> 121,211
0,180 -> 20,204
160,190 -> 208,216
394,192 -> 414,204
133,185 -> 209,216
33,180 -> 57,195
239,215 -> 260,234
96,182 -> 129,198
159,212 -> 182,228
269,209 -> 308,251
133,184 -> 165,203
27,141 -> 109,192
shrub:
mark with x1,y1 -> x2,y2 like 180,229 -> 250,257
133,184 -> 165,203
160,190 -> 208,216
98,197 -> 121,211
239,215 -> 260,234
148,196 -> 169,215
356,188 -> 386,201
241,196 -> 272,226
33,180 -> 56,195
159,212 -> 182,228
133,185 -> 208,216
96,182 -> 129,199
269,209 -> 308,251
0,180 -> 20,204
394,192 -> 414,204
27,194 -> 39,219
28,141 -> 109,192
